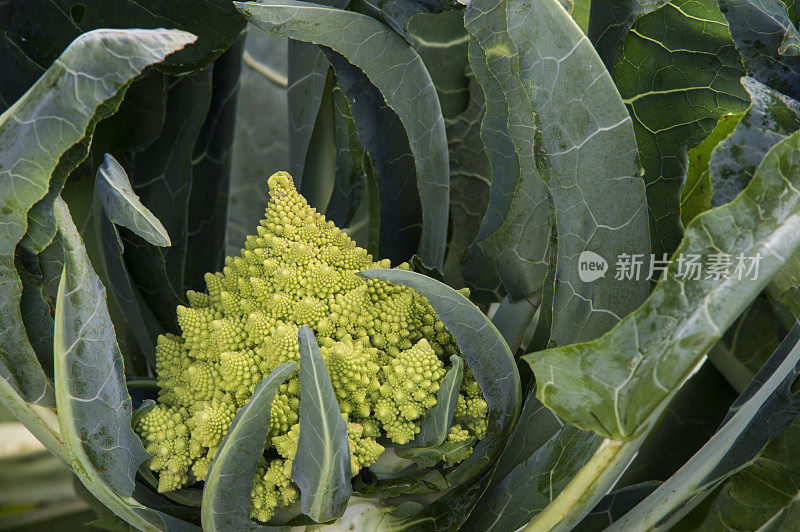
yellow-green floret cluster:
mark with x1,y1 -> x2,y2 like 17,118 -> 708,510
134,172 -> 489,522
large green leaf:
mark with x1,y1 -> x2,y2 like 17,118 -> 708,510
609,320 -> 800,530
185,35 -> 245,292
293,325 -> 352,522
575,481 -> 660,531
123,69 -> 212,299
768,251 -> 800,330
357,0 -> 452,40
612,0 -> 749,256
227,30 -> 289,255
460,38 -> 550,304
407,11 -> 471,120
718,0 -> 800,100
201,363 -> 295,531
465,0 -> 650,346
237,0 -> 450,272
359,269 -> 521,486
16,255 -> 55,379
709,77 -> 800,207
709,295 -> 783,392
616,361 -> 737,485
53,199 -> 147,499
0,28 -> 193,405
675,421 -> 800,531
52,198 -> 198,532
526,126 -> 800,441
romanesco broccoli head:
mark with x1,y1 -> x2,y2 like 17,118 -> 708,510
134,171 -> 489,523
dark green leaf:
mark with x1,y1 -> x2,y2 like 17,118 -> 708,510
96,154 -> 170,247
200,362 -> 295,531
710,77 -> 800,207
324,50 -> 421,265
587,0 -> 668,69
354,469 -> 449,498
393,466 -> 495,531
491,295 -> 540,354
395,438 -> 476,469
356,0 -> 452,40
16,254 -> 55,379
237,0 -> 450,272
675,421 -> 800,531
526,126 -> 800,440
617,361 -> 737,485
298,68 -> 337,212
767,250 -> 800,331
709,295 -> 783,392
466,0 -> 651,346
460,38 -> 550,303
609,320 -> 800,530
227,30 -> 289,254
123,69 -> 212,298
0,0 -> 244,88
287,41 -> 330,189
293,325 -> 352,522
325,80 -> 368,228
439,70 -> 494,293
97,202 -> 164,366
612,0 -> 748,256
407,11 -> 471,119
463,392 -> 601,531
359,269 -> 521,486
575,481 -> 661,531
185,35 -> 245,291
406,355 -> 463,449
719,0 -> 800,100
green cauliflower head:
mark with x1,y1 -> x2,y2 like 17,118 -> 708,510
135,171 -> 489,522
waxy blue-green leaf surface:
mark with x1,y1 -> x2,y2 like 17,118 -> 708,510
52,198 -> 198,532
587,0 -> 668,69
323,51 -> 422,265
718,0 -> 800,100
236,0 -> 449,272
201,363 -> 295,531
526,126 -> 800,440
293,325 -> 352,522
465,0 -> 650,346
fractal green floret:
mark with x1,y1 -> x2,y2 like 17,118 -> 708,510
135,171 -> 489,523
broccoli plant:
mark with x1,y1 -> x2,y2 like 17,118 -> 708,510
3,0 -> 800,531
